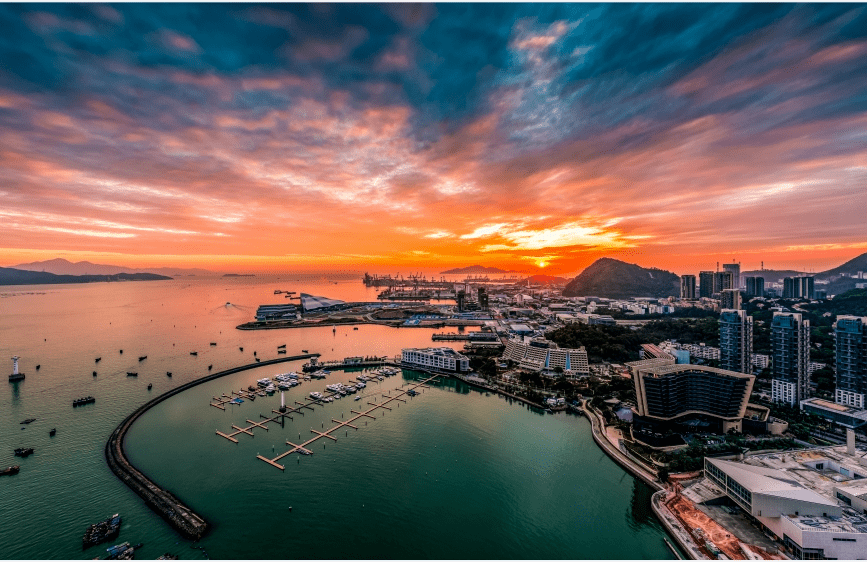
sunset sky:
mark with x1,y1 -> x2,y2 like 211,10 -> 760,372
1,4 -> 866,275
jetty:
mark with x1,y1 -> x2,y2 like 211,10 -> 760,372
252,374 -> 441,470
104,353 -> 319,540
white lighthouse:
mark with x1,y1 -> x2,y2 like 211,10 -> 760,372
9,356 -> 25,381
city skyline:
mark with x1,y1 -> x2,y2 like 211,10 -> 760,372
1,4 -> 866,274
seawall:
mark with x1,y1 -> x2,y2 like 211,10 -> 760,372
105,353 -> 320,540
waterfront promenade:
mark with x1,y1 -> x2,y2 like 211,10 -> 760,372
105,353 -> 319,540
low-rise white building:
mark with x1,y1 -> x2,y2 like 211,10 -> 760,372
401,347 -> 470,373
502,337 -> 589,377
701,445 -> 867,560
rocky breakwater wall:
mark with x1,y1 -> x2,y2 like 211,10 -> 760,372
105,354 -> 319,540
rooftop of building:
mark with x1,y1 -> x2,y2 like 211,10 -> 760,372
637,363 -> 754,380
801,398 -> 867,419
403,346 -> 467,358
786,512 -> 867,534
739,445 -> 867,498
640,343 -> 674,360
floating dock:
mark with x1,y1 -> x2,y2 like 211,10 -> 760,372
214,375 -> 441,470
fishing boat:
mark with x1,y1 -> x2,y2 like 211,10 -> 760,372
0,465 -> 20,476
14,448 -> 34,457
82,514 -> 121,548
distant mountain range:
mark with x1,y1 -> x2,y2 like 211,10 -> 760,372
0,267 -> 172,286
12,258 -> 212,277
563,258 -> 680,298
440,265 -> 517,274
738,251 -> 867,295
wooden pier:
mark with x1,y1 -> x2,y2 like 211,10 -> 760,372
215,393 -> 320,443
248,375 -> 441,470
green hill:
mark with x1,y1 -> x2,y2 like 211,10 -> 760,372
0,267 -> 172,286
562,258 -> 680,298
804,289 -> 867,318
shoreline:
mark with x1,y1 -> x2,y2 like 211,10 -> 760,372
581,403 -> 699,560
104,353 -> 320,540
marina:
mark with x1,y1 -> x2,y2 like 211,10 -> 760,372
256,375 -> 440,470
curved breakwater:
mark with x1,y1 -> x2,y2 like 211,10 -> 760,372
104,354 -> 319,539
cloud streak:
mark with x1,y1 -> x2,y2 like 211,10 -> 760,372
0,4 -> 865,273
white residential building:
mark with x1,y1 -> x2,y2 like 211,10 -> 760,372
503,337 -> 589,377
401,347 -> 470,373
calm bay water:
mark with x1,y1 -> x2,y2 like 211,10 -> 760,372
0,276 -> 673,559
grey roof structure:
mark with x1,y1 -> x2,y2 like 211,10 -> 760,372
299,293 -> 346,312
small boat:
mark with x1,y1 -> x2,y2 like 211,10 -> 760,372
354,396 -> 361,401
208,365 -> 213,371
35,364 -> 41,370
14,447 -> 34,457
302,349 -> 308,353
0,465 -> 20,476
106,542 -> 131,559
353,326 -> 358,330
210,342 -> 217,346
299,449 -> 311,455
147,383 -> 153,390
248,385 -> 257,392
277,350 -> 287,354
190,351 -> 198,356
277,344 -> 286,349
255,358 -> 260,363
253,351 -> 257,356
49,428 -> 56,436
95,357 -> 102,363
138,356 -> 147,361
126,372 -> 138,377
166,372 -> 172,377
119,349 -> 123,354
93,371 -> 97,376
20,418 -> 36,424
239,347 -> 243,352
73,396 -> 96,407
